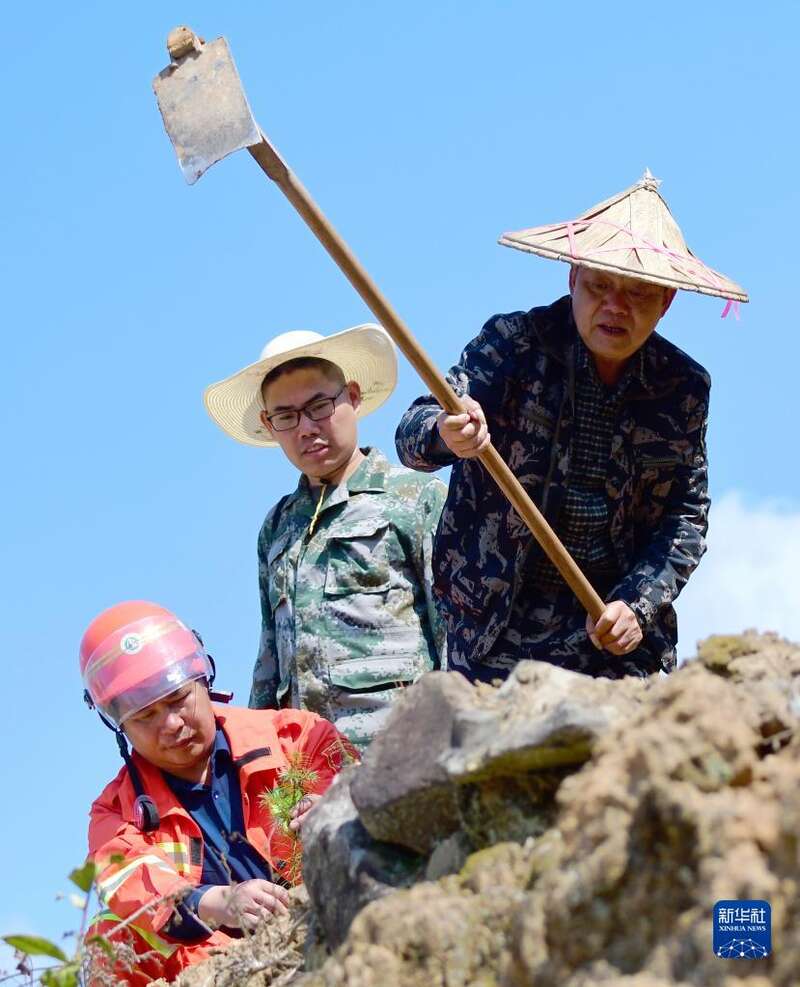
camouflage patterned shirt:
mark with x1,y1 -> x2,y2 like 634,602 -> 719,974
395,295 -> 710,677
249,447 -> 447,750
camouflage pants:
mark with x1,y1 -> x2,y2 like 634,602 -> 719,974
468,578 -> 662,684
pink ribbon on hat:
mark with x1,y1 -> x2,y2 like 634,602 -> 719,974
720,299 -> 740,320
533,217 -> 742,318
563,218 -> 725,289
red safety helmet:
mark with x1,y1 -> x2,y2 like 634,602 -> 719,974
80,600 -> 213,728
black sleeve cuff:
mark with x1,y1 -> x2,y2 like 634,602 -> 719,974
163,886 -> 214,942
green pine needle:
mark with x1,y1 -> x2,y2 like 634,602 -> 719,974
258,753 -> 318,834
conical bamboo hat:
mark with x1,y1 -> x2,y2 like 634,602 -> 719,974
498,170 -> 747,303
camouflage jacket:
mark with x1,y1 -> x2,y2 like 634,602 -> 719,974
395,295 -> 710,674
249,447 -> 447,750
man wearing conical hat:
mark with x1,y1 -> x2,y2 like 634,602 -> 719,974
205,324 -> 447,750
396,172 -> 747,682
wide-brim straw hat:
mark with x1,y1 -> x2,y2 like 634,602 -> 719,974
204,324 -> 397,447
498,170 -> 748,303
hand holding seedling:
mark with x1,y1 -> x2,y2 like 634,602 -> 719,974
289,793 -> 321,832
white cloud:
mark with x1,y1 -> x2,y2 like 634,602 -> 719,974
677,491 -> 800,659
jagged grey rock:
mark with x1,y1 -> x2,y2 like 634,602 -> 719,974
424,831 -> 471,881
442,659 -> 644,781
350,662 -> 644,853
301,767 -> 425,950
349,671 -> 473,853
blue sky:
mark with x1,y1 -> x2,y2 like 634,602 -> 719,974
2,0 -> 798,963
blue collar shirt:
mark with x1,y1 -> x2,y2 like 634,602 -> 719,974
162,728 -> 273,940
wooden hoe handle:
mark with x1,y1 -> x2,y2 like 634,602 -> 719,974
248,139 -> 605,622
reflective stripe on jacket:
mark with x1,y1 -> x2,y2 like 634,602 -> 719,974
88,706 -> 354,943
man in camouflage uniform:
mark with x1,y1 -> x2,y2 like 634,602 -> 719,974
395,173 -> 747,683
205,324 -> 446,750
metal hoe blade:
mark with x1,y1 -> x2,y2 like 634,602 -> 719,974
153,31 -> 260,184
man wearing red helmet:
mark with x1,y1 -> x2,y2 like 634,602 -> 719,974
80,600 -> 356,986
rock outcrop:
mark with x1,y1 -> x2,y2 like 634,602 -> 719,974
350,660 -> 643,853
165,632 -> 800,987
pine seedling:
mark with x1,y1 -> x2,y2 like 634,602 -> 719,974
259,753 -> 319,832
258,753 -> 319,883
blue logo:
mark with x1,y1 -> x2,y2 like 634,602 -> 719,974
713,900 -> 771,959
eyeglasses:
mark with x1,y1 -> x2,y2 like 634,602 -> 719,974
581,274 -> 665,307
265,387 -> 347,432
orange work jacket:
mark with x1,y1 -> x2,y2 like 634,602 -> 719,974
88,706 -> 353,960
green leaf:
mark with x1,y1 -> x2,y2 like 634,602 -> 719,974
41,961 -> 80,987
86,935 -> 115,958
68,860 -> 96,893
2,934 -> 69,962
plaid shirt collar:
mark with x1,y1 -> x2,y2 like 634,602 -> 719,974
574,334 -> 648,396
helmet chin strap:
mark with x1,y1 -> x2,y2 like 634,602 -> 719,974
84,690 -> 161,832
114,729 -> 161,833
203,652 -> 234,704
